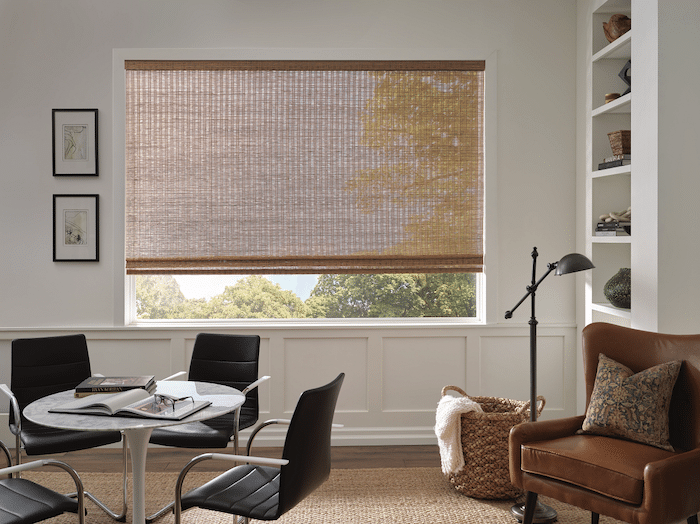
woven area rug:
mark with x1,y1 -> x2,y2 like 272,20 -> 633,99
24,467 -> 624,524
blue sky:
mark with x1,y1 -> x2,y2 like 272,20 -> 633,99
173,275 -> 318,301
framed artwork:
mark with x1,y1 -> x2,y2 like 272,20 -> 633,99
53,194 -> 99,262
52,109 -> 98,176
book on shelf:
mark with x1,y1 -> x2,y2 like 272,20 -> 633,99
596,220 -> 630,229
598,158 -> 631,170
51,388 -> 211,420
595,230 -> 630,236
595,221 -> 630,236
603,154 -> 631,163
74,375 -> 156,397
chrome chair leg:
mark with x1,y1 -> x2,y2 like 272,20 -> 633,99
233,407 -> 240,455
146,501 -> 175,522
14,433 -> 21,471
15,431 -> 128,521
148,409 -> 245,523
71,434 -> 129,522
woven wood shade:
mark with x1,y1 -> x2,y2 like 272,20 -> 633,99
125,60 -> 484,275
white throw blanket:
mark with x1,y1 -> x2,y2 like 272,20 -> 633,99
435,394 -> 483,474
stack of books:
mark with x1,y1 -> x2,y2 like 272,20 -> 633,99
598,154 -> 631,170
595,220 -> 631,236
74,375 -> 156,397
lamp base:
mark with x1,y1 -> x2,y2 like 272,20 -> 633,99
511,501 -> 557,524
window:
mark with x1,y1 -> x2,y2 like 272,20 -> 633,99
125,60 -> 484,320
134,273 -> 479,320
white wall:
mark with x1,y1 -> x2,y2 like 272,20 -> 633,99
0,0 -> 579,447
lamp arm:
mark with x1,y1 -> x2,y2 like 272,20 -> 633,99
505,263 -> 557,319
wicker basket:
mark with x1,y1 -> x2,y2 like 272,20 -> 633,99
441,385 -> 545,500
608,130 -> 631,156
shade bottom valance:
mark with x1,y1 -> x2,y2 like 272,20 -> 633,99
126,255 -> 484,275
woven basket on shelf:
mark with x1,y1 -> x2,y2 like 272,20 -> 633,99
608,130 -> 631,156
441,385 -> 545,500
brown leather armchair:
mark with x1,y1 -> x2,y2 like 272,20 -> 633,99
509,322 -> 700,524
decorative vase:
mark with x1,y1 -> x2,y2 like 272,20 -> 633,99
603,14 -> 631,43
604,268 -> 631,309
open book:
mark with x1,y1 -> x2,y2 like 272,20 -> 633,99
50,388 -> 211,420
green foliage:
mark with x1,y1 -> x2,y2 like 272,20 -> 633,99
305,274 -> 422,318
305,273 -> 475,318
135,273 -> 476,320
136,275 -> 306,320
135,275 -> 186,319
204,276 -> 307,319
416,273 -> 477,317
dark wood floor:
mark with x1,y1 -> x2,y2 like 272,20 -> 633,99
19,445 -> 440,472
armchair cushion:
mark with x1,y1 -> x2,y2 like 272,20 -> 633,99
580,354 -> 681,451
521,434 -> 674,505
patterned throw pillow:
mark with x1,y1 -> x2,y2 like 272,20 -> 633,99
581,353 -> 682,451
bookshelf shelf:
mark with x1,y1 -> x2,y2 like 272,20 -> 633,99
592,302 -> 632,319
592,236 -> 631,244
592,92 -> 631,117
592,30 -> 631,62
592,164 -> 631,178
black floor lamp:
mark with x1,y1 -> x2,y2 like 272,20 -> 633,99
505,247 -> 594,523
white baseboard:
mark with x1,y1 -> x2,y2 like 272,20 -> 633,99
243,425 -> 438,447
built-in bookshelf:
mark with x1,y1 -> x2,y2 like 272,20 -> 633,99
585,0 -> 632,325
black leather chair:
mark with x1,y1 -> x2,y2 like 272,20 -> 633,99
150,334 -> 266,452
0,438 -> 85,524
4,334 -> 127,521
147,333 -> 268,521
174,373 -> 344,524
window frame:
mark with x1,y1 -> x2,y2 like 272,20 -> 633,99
113,48 -> 498,327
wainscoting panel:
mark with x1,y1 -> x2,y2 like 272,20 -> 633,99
0,324 -> 578,446
282,336 -> 368,414
381,337 -> 466,412
479,334 -> 568,415
88,338 -> 173,377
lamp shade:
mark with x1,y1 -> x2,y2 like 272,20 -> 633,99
555,253 -> 595,276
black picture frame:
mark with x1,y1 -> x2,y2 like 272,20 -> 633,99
52,109 -> 99,176
53,194 -> 99,262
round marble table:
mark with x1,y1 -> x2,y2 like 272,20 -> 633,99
24,381 -> 245,524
